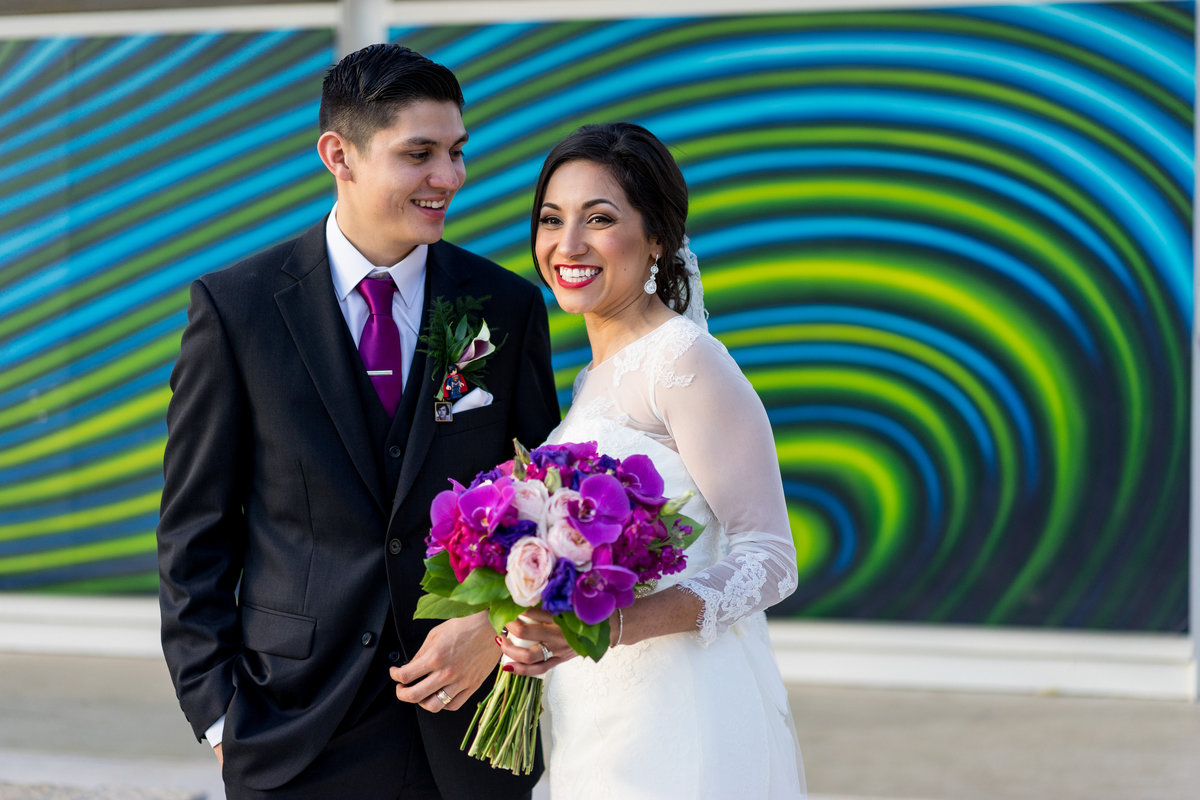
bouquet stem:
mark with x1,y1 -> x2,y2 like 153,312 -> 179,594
462,668 -> 543,775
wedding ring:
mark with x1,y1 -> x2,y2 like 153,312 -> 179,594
436,689 -> 453,706
538,642 -> 552,662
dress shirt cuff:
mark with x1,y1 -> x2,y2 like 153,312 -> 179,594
205,714 -> 226,748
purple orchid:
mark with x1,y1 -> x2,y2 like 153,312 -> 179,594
458,479 -> 515,534
428,479 -> 467,549
572,547 -> 637,624
616,454 -> 666,506
566,473 -> 631,545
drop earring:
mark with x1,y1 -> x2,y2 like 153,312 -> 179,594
643,255 -> 659,294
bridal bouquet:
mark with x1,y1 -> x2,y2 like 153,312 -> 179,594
416,439 -> 702,774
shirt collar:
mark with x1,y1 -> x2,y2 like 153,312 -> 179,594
326,204 -> 427,306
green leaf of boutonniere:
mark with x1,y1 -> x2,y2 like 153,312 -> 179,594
418,295 -> 508,394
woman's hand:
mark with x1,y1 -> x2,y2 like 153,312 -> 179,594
498,609 -> 577,677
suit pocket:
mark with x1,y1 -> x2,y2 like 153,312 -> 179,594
436,400 -> 506,436
241,603 -> 316,659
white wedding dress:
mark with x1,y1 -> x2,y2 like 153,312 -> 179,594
540,315 -> 806,799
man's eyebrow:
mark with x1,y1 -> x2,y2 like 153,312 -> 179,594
401,133 -> 470,147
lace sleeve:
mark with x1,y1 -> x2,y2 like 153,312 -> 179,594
655,331 -> 798,644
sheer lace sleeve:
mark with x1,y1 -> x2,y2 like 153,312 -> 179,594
654,329 -> 798,644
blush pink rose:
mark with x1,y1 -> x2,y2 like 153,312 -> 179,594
546,521 -> 594,569
546,488 -> 581,527
504,537 -> 555,607
511,479 -> 550,533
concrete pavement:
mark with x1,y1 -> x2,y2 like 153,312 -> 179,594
1,651 -> 1197,799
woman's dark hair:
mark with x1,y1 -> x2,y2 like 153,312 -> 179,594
530,122 -> 691,314
319,43 -> 464,152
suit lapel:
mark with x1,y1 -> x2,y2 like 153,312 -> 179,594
275,220 -> 386,513
391,242 -> 470,513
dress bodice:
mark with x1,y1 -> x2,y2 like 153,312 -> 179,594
547,315 -> 798,643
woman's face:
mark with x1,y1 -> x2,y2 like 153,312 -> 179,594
535,160 -> 659,320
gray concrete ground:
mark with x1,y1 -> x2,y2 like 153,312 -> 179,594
0,652 -> 1197,799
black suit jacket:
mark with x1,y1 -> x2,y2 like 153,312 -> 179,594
157,220 -> 559,795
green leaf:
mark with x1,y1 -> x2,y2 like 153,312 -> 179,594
556,612 -> 610,661
661,512 -> 705,550
487,596 -> 525,634
420,551 -> 459,596
450,567 -> 510,605
414,593 -> 486,620
511,439 -> 530,480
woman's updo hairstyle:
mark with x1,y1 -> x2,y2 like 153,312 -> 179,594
530,122 -> 691,314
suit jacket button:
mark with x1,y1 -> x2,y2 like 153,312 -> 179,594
361,632 -> 375,646
388,538 -> 402,555
389,650 -> 402,663
388,445 -> 402,458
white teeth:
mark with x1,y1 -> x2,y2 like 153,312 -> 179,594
559,266 -> 599,282
415,199 -> 446,209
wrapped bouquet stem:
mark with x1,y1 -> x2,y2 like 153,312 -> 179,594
416,439 -> 702,774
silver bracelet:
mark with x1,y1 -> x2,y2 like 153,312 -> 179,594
615,608 -> 624,646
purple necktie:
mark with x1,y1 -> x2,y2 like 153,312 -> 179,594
356,276 -> 403,416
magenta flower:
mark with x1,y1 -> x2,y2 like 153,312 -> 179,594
610,507 -> 670,581
458,479 -> 515,534
616,454 -> 665,506
566,473 -> 631,545
446,525 -> 508,581
429,488 -> 462,544
572,547 -> 637,624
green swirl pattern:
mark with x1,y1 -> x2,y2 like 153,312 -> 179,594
0,5 -> 1191,631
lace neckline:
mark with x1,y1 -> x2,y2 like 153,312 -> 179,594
585,315 -> 688,374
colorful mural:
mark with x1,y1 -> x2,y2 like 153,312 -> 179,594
0,4 -> 1192,631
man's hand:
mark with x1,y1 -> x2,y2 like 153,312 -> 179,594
214,743 -> 224,767
390,612 -> 500,713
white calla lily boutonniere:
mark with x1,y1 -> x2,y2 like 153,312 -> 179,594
419,296 -> 506,421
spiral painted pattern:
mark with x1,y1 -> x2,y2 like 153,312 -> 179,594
0,6 -> 1190,631
398,3 -> 1193,630
0,29 -> 334,593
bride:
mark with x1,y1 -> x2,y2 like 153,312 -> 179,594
501,123 -> 806,799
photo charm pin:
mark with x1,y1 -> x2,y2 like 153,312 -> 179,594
418,295 -> 505,422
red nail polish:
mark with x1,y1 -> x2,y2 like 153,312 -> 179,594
495,636 -> 504,646
502,664 -> 514,672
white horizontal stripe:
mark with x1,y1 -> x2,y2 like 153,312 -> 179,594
1,0 -> 1148,37
1,4 -> 337,38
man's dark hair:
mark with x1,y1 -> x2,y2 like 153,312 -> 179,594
319,43 -> 464,151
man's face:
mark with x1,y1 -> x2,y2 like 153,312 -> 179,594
336,100 -> 467,265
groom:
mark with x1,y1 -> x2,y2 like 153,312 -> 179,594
157,44 -> 558,798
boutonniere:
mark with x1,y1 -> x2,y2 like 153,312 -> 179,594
419,295 -> 506,421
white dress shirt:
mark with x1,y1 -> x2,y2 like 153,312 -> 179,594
205,207 -> 428,748
325,204 -> 427,386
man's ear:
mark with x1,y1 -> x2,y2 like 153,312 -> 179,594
317,131 -> 355,181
